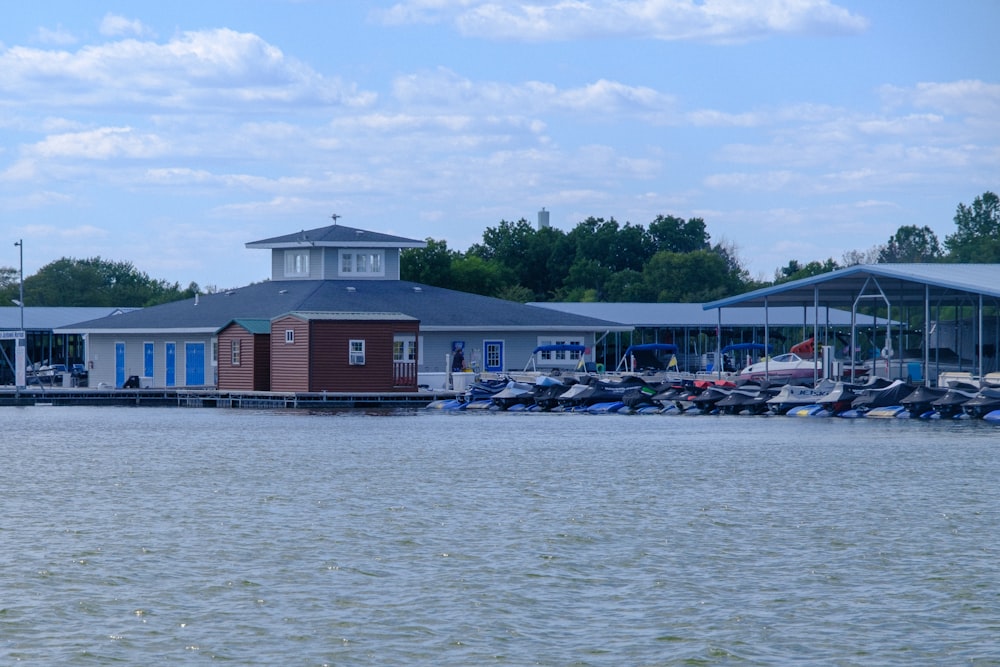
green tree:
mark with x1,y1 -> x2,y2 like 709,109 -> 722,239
774,258 -> 839,284
648,215 -> 710,254
944,191 -> 1000,262
557,257 -> 611,300
401,238 -> 456,287
467,219 -> 575,299
566,217 -> 652,274
603,268 -> 653,301
448,255 -> 507,297
878,225 -> 942,263
642,250 -> 744,302
23,257 -> 192,307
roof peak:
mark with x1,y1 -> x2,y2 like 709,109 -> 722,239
245,223 -> 426,249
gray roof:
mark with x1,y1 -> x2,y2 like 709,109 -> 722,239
61,280 -> 630,334
0,306 -> 135,330
704,263 -> 1000,309
218,318 -> 271,335
529,302 -> 887,327
245,223 -> 426,250
281,311 -> 418,322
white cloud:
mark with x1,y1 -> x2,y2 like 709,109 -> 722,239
392,68 -> 674,119
29,127 -> 168,160
880,80 -> 1000,119
99,13 -> 154,38
0,29 -> 376,110
374,0 -> 869,42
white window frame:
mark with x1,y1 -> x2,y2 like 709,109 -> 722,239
536,337 -> 584,363
284,249 -> 310,277
231,339 -> 241,366
349,339 -> 366,365
393,335 -> 416,362
285,329 -> 295,344
339,250 -> 385,277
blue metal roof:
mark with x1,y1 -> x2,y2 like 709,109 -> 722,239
703,264 -> 1000,310
529,301 -> 885,327
0,307 -> 135,330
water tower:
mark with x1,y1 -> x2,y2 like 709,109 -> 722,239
537,207 -> 550,230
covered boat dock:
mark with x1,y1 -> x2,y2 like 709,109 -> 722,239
703,264 -> 1000,385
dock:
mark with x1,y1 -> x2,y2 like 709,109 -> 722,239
0,386 -> 456,409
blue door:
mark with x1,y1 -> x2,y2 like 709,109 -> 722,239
165,343 -> 176,387
144,343 -> 154,379
115,342 -> 126,387
185,342 -> 205,386
483,340 -> 504,373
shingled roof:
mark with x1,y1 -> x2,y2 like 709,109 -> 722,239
62,280 -> 628,334
245,223 -> 426,249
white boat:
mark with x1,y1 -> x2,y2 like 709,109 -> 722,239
739,352 -> 820,385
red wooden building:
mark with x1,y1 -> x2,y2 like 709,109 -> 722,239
216,319 -> 272,391
269,311 -> 419,392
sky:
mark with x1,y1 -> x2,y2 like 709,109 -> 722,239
1,1 -> 998,290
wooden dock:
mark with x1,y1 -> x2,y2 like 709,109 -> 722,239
0,386 -> 456,409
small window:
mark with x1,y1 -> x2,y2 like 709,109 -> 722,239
231,339 -> 241,366
339,250 -> 385,277
284,250 -> 310,277
349,339 -> 366,365
285,329 -> 295,344
394,335 -> 416,362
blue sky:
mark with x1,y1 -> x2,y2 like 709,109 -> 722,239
1,1 -> 997,290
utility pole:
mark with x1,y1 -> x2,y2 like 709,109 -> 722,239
13,239 -> 25,390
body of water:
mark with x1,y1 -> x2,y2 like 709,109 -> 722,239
2,407 -> 998,665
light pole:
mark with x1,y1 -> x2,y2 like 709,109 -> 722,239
14,239 -> 23,331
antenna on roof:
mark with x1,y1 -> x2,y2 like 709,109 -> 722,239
331,213 -> 340,225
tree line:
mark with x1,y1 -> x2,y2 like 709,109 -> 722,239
404,190 -> 1000,302
1,191 -> 996,307
0,257 -> 200,308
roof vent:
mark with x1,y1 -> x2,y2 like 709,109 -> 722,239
346,286 -> 357,293
278,289 -> 288,294
412,286 -> 423,293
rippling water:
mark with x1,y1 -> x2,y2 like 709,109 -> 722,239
2,407 -> 998,665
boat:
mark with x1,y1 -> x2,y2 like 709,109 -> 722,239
739,352 -> 821,386
490,380 -> 538,410
619,384 -> 662,413
555,375 -> 652,410
814,381 -> 863,414
650,378 -> 697,412
766,379 -> 837,415
714,380 -> 775,415
900,385 -> 948,419
848,379 -> 914,412
688,380 -> 736,413
930,380 -> 979,419
532,378 -> 577,411
962,384 -> 1000,419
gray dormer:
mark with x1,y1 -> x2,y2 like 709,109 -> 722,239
246,224 -> 427,281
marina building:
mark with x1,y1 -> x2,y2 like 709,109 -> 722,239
57,223 -> 630,390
